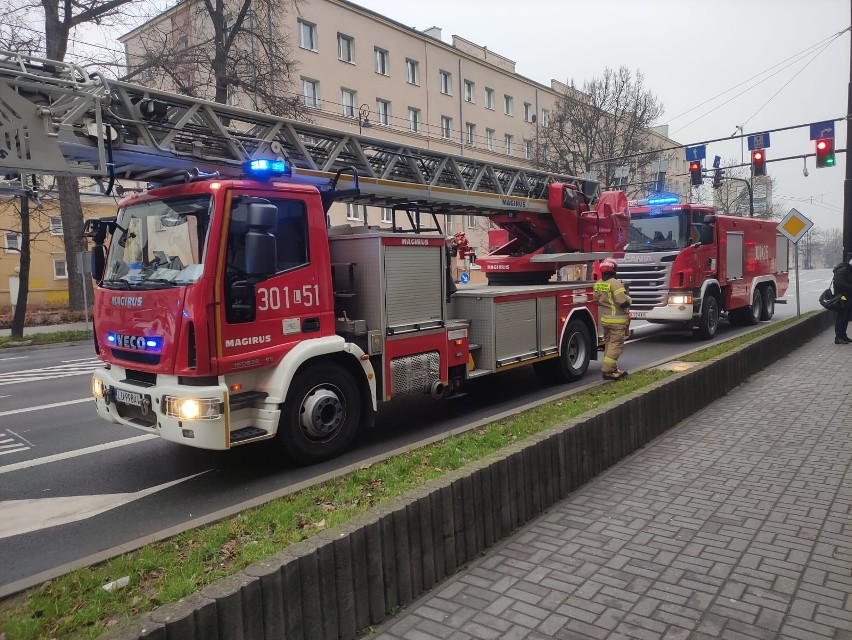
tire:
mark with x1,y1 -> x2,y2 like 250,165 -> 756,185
745,288 -> 762,325
534,319 -> 592,382
694,295 -> 719,339
760,285 -> 775,321
277,363 -> 361,465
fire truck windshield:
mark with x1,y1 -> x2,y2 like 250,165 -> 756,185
624,209 -> 690,252
101,195 -> 212,289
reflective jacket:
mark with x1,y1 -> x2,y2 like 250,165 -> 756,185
593,276 -> 631,325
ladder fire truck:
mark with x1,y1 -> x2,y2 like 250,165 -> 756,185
0,50 -> 630,464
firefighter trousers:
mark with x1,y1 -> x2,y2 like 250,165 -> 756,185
601,323 -> 628,373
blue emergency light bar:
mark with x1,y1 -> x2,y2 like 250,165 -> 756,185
645,194 -> 680,206
244,158 -> 290,179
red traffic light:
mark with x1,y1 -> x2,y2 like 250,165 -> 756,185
816,138 -> 835,168
689,161 -> 700,171
751,149 -> 766,176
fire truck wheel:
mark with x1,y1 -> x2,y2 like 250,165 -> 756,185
694,296 -> 719,339
760,286 -> 775,321
535,319 -> 591,383
278,364 -> 361,465
746,288 -> 762,325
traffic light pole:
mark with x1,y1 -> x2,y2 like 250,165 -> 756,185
845,3 -> 852,262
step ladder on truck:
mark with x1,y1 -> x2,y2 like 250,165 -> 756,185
0,50 -> 630,464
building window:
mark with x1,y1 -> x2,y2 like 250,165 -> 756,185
4,232 -> 21,253
346,204 -> 366,221
486,128 -> 495,152
301,78 -> 319,108
467,215 -> 476,229
524,139 -> 532,160
341,88 -> 357,117
504,95 -> 513,116
464,80 -> 475,103
485,87 -> 495,110
439,70 -> 452,95
376,99 -> 390,125
408,107 -> 421,132
524,102 -> 533,122
375,48 -> 389,75
541,108 -> 550,127
337,33 -> 354,63
298,20 -> 317,51
466,122 -> 476,146
441,116 -> 453,139
49,216 -> 63,235
505,134 -> 513,155
406,59 -> 420,85
53,258 -> 68,279
381,207 -> 393,223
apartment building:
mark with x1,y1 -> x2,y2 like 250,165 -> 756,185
0,191 -> 118,308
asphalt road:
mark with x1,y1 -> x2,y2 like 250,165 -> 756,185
0,268 -> 830,593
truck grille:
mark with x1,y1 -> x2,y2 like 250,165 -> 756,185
616,263 -> 672,311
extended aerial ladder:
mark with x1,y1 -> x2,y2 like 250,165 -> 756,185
0,49 -> 628,281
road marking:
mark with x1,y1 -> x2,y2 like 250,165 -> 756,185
61,358 -> 101,364
0,356 -> 28,361
0,472 -> 209,539
0,397 -> 92,417
0,430 -> 31,456
0,434 -> 158,475
7,429 -> 34,447
0,359 -> 102,386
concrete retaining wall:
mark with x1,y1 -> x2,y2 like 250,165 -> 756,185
105,311 -> 834,639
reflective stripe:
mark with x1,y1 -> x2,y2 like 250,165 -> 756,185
601,317 -> 629,325
613,287 -> 626,295
603,356 -> 617,365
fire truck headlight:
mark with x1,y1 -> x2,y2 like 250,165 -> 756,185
163,396 -> 223,421
92,375 -> 105,398
668,293 -> 693,305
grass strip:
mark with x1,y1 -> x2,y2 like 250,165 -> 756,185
0,331 -> 93,348
0,316 -> 811,639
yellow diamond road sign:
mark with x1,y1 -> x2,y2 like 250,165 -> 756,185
778,208 -> 813,244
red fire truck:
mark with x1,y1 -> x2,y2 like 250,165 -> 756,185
0,51 -> 629,464
615,197 -> 789,339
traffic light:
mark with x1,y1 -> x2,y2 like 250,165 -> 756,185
689,160 -> 702,186
815,138 -> 835,168
712,167 -> 724,189
751,149 -> 766,177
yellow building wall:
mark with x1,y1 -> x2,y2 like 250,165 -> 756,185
0,194 -> 121,309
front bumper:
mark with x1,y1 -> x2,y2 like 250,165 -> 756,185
629,303 -> 694,324
92,366 -> 277,450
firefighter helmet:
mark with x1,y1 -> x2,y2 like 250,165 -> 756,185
599,257 -> 618,275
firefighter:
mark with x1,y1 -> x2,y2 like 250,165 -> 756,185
593,257 -> 631,380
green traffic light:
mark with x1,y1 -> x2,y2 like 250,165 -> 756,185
826,157 -> 836,167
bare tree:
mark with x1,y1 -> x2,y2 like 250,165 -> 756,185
539,67 -> 664,189
710,158 -> 782,219
124,0 -> 304,118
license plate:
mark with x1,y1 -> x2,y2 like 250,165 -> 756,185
115,389 -> 143,407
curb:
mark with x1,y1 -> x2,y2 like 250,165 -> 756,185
101,311 -> 833,639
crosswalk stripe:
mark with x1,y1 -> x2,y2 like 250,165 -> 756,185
0,360 -> 103,386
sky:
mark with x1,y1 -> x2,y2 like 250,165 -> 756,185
348,0 -> 850,231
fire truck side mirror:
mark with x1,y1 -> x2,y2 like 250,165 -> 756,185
561,186 -> 578,211
245,204 -> 278,278
91,245 -> 107,281
699,216 -> 716,245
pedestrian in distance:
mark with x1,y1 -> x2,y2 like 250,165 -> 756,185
831,260 -> 852,344
593,257 -> 632,380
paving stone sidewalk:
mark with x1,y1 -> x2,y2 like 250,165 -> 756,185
370,329 -> 852,640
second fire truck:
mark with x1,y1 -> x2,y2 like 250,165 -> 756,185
615,197 -> 789,339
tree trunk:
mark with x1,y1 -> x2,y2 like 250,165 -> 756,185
11,196 -> 31,339
56,176 -> 92,311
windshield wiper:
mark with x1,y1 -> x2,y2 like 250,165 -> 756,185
138,278 -> 175,288
101,279 -> 131,289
